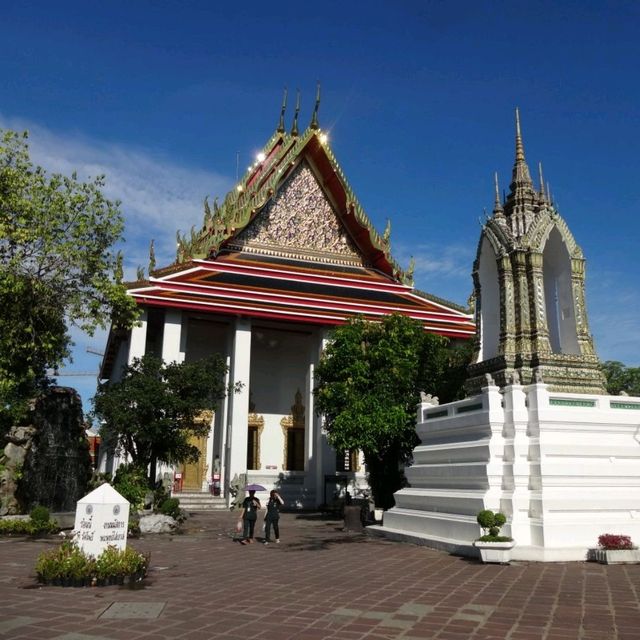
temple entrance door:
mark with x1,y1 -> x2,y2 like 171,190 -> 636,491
181,434 -> 207,491
280,389 -> 306,471
286,428 -> 305,471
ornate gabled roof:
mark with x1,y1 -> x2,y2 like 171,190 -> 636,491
128,253 -> 475,338
173,113 -> 409,284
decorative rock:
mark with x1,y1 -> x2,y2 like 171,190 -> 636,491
139,514 -> 178,534
0,387 -> 91,515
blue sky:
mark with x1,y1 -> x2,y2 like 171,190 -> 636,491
1,1 -> 639,411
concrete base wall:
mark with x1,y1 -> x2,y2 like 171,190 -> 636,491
377,381 -> 640,562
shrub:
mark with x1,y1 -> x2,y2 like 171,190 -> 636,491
35,540 -> 94,582
0,515 -> 58,536
153,481 -> 170,509
476,509 -> 511,542
95,545 -> 124,579
29,505 -> 50,525
158,497 -> 181,519
128,517 -> 141,539
112,463 -> 148,510
0,519 -> 36,535
598,534 -> 635,550
36,541 -> 149,585
88,471 -> 112,491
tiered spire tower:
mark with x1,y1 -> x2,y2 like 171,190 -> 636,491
468,109 -> 605,395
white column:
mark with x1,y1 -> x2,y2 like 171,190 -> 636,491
483,381 -> 507,512
127,308 -> 148,364
303,362 -> 315,504
218,353 -> 232,494
161,309 -> 185,363
504,381 -> 531,544
314,330 -> 331,507
304,365 -> 314,470
226,318 -> 252,501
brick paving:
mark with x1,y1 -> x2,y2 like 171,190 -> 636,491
1,511 -> 639,639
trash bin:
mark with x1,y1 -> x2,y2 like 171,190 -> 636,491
343,505 -> 363,532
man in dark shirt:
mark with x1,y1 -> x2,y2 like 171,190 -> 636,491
263,490 -> 284,544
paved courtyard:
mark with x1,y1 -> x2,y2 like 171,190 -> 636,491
1,510 -> 639,640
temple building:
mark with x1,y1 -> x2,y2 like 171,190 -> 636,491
99,93 -> 475,508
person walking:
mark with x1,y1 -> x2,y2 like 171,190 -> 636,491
239,489 -> 261,544
263,490 -> 284,544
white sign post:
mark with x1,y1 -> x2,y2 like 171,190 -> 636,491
74,484 -> 130,558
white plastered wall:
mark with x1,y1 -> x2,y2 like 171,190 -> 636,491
376,383 -> 640,561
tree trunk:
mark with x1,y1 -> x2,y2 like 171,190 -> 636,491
148,456 -> 157,489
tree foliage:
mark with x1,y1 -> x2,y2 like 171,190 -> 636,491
600,360 -> 640,396
93,354 -> 234,484
314,314 -> 472,509
0,129 -> 137,432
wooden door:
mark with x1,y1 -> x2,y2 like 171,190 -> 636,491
182,434 -> 207,491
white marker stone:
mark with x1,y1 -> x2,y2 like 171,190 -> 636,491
74,484 -> 130,557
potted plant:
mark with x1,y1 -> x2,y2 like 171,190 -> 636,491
473,509 -> 515,564
594,534 -> 640,564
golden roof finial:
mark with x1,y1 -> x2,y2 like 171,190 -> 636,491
515,107 -> 525,162
310,83 -> 321,130
277,87 -> 288,134
291,89 -> 300,136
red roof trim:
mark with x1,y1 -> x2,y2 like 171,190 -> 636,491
137,294 -> 475,338
132,281 -> 471,326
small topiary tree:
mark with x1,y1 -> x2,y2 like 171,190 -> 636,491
29,505 -> 50,525
476,509 -> 511,542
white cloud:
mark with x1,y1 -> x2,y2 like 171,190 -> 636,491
395,241 -> 474,279
1,115 -> 233,410
394,240 -> 474,305
0,114 -> 233,267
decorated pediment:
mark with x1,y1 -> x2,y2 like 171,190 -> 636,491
228,162 -> 363,265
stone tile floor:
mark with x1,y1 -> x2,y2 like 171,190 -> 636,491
1,511 -> 639,639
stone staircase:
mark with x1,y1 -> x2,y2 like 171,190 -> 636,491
173,491 -> 228,511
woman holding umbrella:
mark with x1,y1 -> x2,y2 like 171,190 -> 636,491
239,484 -> 264,544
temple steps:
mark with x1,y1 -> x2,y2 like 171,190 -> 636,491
173,491 -> 228,511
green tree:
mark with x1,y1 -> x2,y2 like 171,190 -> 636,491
600,360 -> 640,396
314,314 -> 471,509
93,354 -> 236,485
0,129 -> 137,434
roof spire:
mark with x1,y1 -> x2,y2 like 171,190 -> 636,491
310,83 -> 321,130
538,161 -> 546,202
148,238 -> 156,273
277,87 -> 288,134
515,107 -> 525,162
291,89 -> 300,137
493,172 -> 504,216
509,107 -> 534,195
